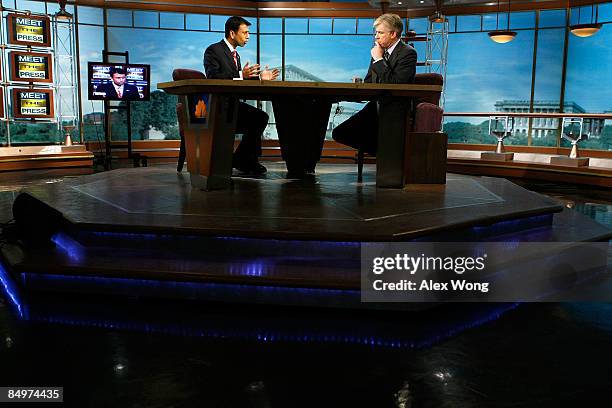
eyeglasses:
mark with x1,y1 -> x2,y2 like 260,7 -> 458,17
374,30 -> 392,35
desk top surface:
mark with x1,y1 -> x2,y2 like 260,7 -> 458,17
158,79 -> 442,99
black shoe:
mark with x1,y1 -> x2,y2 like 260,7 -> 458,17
253,162 -> 267,175
234,160 -> 267,176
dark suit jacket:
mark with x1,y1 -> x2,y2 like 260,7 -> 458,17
96,82 -> 141,100
203,40 -> 242,79
364,41 -> 417,84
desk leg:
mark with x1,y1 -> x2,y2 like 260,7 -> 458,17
376,97 -> 410,188
184,95 -> 238,190
272,97 -> 332,173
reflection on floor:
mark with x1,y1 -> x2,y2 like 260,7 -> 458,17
0,163 -> 611,407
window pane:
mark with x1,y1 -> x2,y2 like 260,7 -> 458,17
510,11 -> 535,29
47,1 -> 74,16
539,9 -> 566,28
16,0 -> 45,13
570,6 -> 596,25
107,28 -> 222,140
186,14 -> 209,31
8,123 -> 61,145
408,18 -> 428,34
0,123 -> 6,145
334,18 -> 356,34
286,18 -> 308,34
285,35 -> 372,140
79,24 -> 105,142
445,31 -> 535,147
134,11 -> 158,28
310,18 -> 332,34
107,9 -> 132,27
565,26 -> 612,150
599,3 -> 612,23
260,18 -> 281,33
357,18 -> 374,34
260,34 -> 282,140
482,13 -> 499,31
444,117 -> 495,145
77,6 -> 102,25
211,15 -> 230,32
160,12 -> 184,29
457,15 -> 481,32
532,28 -> 565,146
448,16 -> 456,32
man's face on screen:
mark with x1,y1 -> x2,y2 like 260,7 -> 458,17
111,73 -> 127,86
230,24 -> 250,47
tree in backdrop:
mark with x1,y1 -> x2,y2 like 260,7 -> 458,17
129,90 -> 178,140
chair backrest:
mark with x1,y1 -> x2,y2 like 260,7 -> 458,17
414,73 -> 443,105
173,69 -> 205,172
414,73 -> 443,86
172,68 -> 206,81
414,102 -> 444,133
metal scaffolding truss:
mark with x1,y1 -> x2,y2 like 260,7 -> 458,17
53,16 -> 79,142
0,7 -> 79,146
425,17 -> 449,107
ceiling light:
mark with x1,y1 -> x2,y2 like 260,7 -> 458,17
570,23 -> 602,37
488,30 -> 517,43
429,11 -> 447,23
488,0 -> 516,43
55,0 -> 72,20
569,3 -> 603,38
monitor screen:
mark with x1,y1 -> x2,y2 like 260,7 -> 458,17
88,62 -> 150,101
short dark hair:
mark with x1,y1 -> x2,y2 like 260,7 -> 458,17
109,67 -> 126,77
225,16 -> 250,38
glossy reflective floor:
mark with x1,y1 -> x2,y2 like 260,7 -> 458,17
1,164 -> 611,407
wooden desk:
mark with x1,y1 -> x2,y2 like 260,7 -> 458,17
158,79 -> 442,190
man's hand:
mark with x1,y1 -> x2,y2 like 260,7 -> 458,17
260,66 -> 280,81
371,42 -> 384,60
242,62 -> 261,78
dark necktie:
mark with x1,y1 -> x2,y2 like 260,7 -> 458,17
232,50 -> 238,68
383,50 -> 390,62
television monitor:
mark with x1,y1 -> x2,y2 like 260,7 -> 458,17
88,62 -> 150,101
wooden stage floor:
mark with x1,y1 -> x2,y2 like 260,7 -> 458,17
11,163 -> 571,241
1,163 -> 610,309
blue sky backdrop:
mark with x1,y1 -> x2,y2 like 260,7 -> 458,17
71,8 -> 612,118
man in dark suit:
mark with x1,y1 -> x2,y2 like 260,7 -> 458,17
204,16 -> 279,175
332,13 -> 417,156
96,67 -> 142,100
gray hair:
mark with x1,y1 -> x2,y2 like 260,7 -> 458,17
374,13 -> 403,36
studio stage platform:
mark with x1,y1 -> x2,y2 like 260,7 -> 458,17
1,163 -> 611,310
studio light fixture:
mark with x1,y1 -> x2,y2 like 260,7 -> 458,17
488,0 -> 517,43
429,11 -> 447,23
55,0 -> 73,20
570,2 -> 602,37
